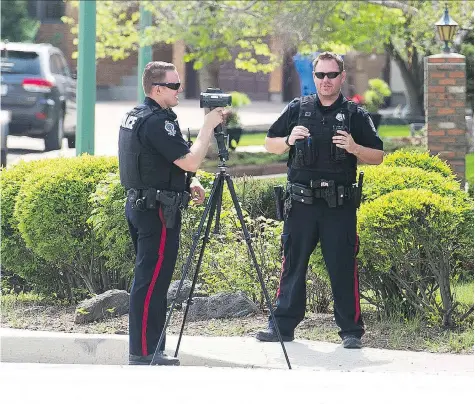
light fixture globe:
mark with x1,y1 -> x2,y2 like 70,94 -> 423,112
435,4 -> 459,53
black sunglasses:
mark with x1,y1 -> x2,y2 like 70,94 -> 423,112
152,82 -> 181,90
314,71 -> 341,79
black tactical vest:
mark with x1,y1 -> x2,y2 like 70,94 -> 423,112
289,94 -> 358,185
118,104 -> 186,192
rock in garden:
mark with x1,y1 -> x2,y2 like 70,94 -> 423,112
187,291 -> 258,322
74,289 -> 129,324
167,279 -> 193,305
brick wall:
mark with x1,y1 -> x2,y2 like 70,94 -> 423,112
424,53 -> 466,184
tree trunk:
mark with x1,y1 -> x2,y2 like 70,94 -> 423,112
198,60 -> 221,158
198,60 -> 220,92
386,41 -> 424,117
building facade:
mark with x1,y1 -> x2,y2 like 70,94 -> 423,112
27,1 -> 391,103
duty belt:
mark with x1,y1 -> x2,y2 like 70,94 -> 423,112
289,180 -> 355,208
127,188 -> 191,210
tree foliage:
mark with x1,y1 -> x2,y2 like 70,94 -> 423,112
1,0 -> 39,42
64,0 -> 473,109
278,1 -> 473,115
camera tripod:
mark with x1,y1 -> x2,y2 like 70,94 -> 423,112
151,132 -> 292,369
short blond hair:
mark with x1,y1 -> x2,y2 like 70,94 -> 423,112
142,61 -> 176,95
312,52 -> 344,72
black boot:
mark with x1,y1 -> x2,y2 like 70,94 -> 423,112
129,352 -> 180,366
256,327 -> 294,342
342,336 -> 362,349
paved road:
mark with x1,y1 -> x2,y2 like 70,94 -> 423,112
3,99 -> 284,167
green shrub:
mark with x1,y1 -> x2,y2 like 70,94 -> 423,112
362,165 -> 463,203
88,172 -> 133,290
0,160 -> 68,297
358,189 -> 473,326
234,175 -> 287,219
383,150 -> 454,178
13,155 -> 118,296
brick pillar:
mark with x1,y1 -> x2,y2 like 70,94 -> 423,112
424,53 -> 466,185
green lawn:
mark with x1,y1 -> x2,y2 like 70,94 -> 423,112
234,125 -> 410,147
466,153 -> 473,185
193,125 -> 411,147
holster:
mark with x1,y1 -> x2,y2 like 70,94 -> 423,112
273,185 -> 284,221
157,190 -> 191,229
127,188 -> 191,228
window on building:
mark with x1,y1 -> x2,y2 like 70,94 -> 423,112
27,0 -> 65,22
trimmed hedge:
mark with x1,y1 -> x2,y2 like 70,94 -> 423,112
383,149 -> 454,178
12,155 -> 118,297
1,160 -> 65,296
358,188 -> 473,325
362,165 -> 463,203
1,150 -> 472,321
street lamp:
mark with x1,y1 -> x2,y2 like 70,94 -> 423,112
435,4 -> 459,53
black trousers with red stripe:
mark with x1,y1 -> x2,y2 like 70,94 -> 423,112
125,200 -> 181,357
270,198 -> 364,339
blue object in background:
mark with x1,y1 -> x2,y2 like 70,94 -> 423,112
293,53 -> 319,96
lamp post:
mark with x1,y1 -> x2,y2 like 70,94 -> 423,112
435,4 -> 459,53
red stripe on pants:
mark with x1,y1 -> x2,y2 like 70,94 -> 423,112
141,207 -> 167,356
353,233 -> 360,323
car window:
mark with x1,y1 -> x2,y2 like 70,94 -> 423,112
57,54 -> 71,77
0,50 -> 41,75
50,54 -> 62,75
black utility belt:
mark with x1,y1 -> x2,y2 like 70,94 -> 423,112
127,188 -> 191,210
289,180 -> 355,207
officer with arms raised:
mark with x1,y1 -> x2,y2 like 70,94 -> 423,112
119,61 -> 224,365
256,52 -> 384,349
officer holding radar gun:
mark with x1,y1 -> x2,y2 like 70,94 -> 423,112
257,52 -> 384,349
118,61 -> 224,365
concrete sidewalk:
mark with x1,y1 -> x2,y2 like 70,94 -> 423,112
1,328 -> 472,403
1,327 -> 472,375
1,362 -> 473,404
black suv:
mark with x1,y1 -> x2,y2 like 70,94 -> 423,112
1,42 -> 76,151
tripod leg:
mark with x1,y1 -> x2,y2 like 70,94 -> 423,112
150,173 -> 222,365
175,174 -> 224,356
224,175 -> 292,369
214,185 -> 222,234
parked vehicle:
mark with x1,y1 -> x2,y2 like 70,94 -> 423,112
0,42 -> 76,151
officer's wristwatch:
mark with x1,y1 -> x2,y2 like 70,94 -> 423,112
284,135 -> 291,147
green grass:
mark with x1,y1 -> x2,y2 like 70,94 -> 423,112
193,125 -> 411,148
201,151 -> 286,169
237,124 -> 410,146
466,153 -> 473,185
453,282 -> 474,306
378,125 -> 410,138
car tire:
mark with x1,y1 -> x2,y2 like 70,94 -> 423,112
67,136 -> 75,148
44,113 -> 64,152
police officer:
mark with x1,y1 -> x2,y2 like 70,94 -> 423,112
256,52 -> 384,349
119,61 -> 224,365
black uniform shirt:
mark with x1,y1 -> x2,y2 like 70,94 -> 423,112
267,93 -> 383,151
139,97 -> 190,163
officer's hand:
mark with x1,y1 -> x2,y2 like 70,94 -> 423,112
190,179 -> 206,205
203,107 -> 225,130
288,125 -> 310,145
333,130 -> 358,154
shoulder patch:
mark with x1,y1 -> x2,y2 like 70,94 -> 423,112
164,120 -> 176,136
